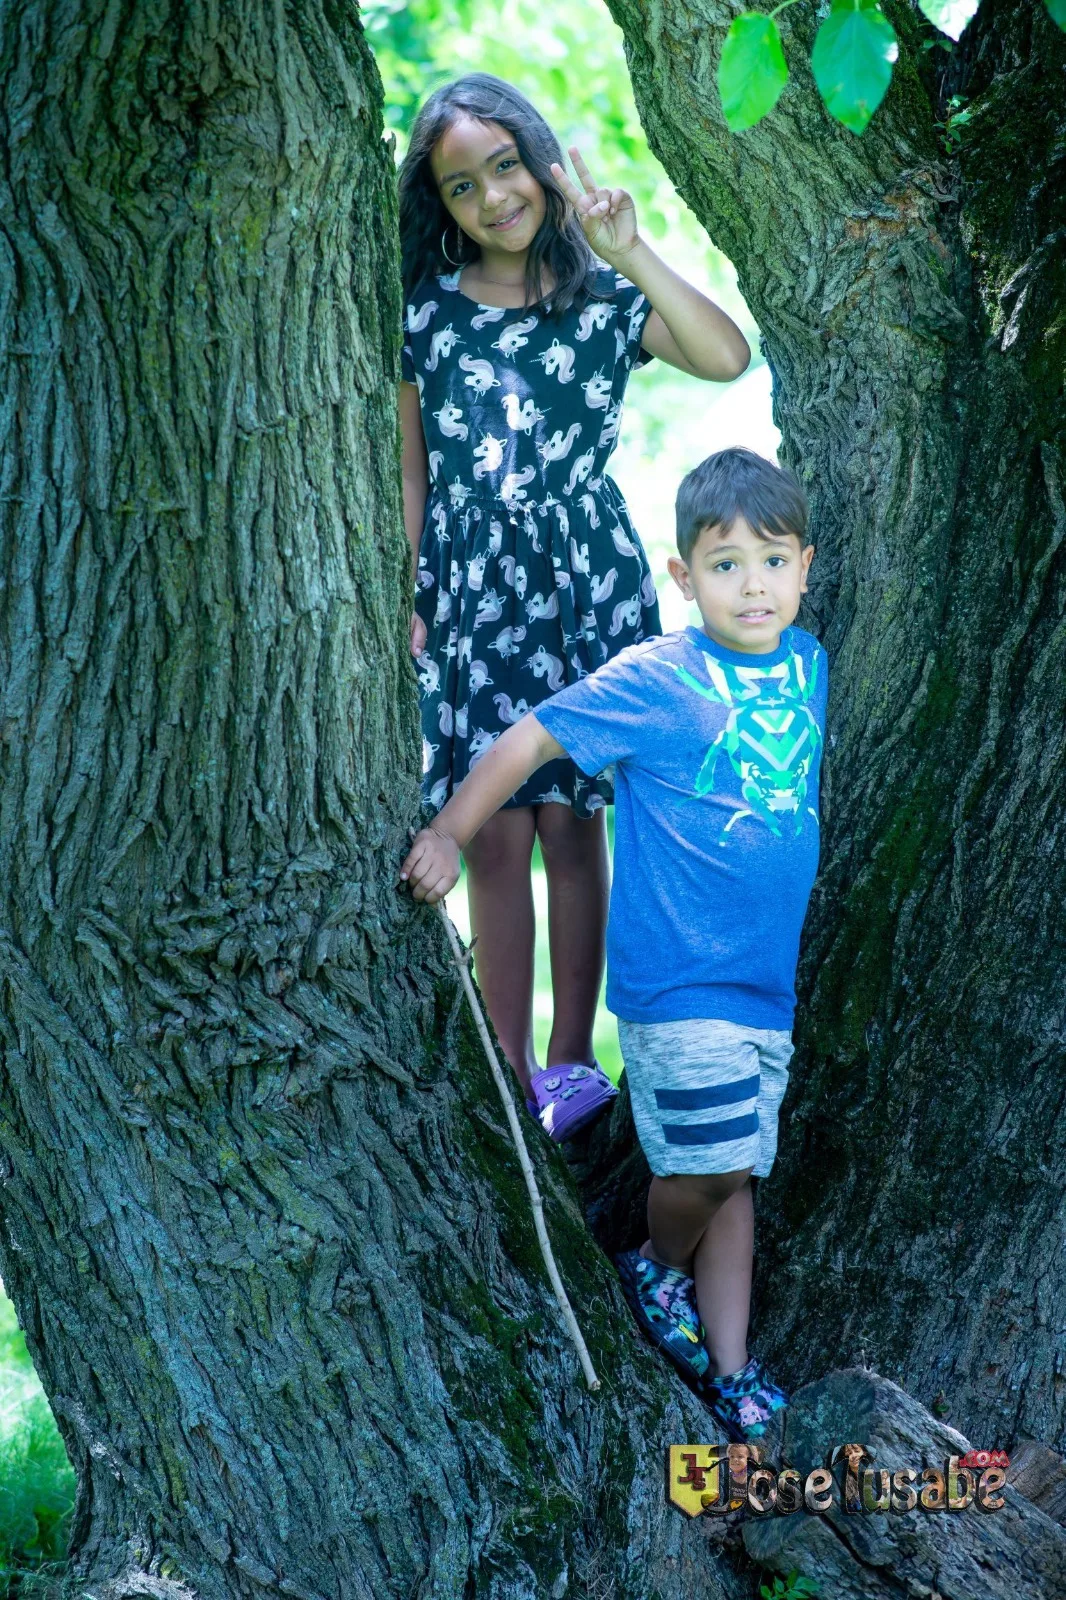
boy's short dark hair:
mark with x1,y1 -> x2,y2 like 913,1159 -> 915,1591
675,447 -> 809,561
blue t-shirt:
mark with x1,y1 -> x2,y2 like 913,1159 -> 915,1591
535,625 -> 828,1029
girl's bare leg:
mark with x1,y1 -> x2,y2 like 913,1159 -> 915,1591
535,802 -> 608,1068
463,807 -> 538,1095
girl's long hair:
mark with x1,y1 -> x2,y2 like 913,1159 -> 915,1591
398,73 -> 607,319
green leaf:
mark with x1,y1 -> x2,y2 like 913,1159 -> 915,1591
811,0 -> 898,134
917,0 -> 981,37
1045,0 -> 1066,28
718,13 -> 789,132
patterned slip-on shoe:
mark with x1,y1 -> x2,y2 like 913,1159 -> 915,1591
614,1248 -> 711,1390
528,1063 -> 617,1142
698,1355 -> 788,1442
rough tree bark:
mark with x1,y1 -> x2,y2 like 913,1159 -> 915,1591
0,5 -> 758,1598
603,0 -> 1066,1453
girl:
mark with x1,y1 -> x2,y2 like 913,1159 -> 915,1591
397,73 -> 750,1141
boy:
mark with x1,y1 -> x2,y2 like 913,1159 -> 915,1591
400,447 -> 827,1441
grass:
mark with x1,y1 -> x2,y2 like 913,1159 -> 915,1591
0,1294 -> 74,1593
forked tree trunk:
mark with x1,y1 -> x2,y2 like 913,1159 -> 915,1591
604,0 -> 1066,1452
0,5 -> 750,1597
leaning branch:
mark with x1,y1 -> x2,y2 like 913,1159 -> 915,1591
438,904 -> 601,1392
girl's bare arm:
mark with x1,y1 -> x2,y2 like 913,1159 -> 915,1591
549,147 -> 750,382
400,716 -> 566,903
619,237 -> 751,381
399,381 -> 430,653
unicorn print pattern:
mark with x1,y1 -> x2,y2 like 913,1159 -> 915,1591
401,264 -> 660,814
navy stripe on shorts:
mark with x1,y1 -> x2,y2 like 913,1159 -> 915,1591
617,1018 -> 794,1177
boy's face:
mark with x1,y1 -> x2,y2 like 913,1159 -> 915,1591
667,516 -> 814,655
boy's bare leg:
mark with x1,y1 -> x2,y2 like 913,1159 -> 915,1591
692,1179 -> 754,1377
641,1169 -> 750,1273
640,1169 -> 754,1376
535,803 -> 608,1069
463,808 -> 538,1094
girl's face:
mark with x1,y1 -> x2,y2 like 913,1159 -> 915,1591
430,115 -> 547,258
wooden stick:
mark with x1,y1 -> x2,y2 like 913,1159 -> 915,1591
438,902 -> 601,1392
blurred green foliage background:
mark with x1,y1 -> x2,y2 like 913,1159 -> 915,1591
0,3 -> 775,1583
0,1298 -> 74,1592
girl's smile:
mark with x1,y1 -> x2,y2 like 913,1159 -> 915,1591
430,115 -> 547,265
488,204 -> 526,230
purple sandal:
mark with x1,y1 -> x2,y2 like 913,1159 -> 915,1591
525,1063 -> 618,1142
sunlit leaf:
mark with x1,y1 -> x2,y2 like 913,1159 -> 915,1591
1045,0 -> 1066,29
917,0 -> 981,39
718,13 -> 789,132
811,0 -> 898,134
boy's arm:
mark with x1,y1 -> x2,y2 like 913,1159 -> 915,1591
400,715 -> 565,903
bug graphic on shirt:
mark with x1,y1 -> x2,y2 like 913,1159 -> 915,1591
668,650 -> 823,843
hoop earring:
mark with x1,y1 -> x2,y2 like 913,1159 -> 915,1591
440,225 -> 464,266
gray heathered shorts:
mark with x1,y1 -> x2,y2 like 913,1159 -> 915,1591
617,1017 -> 794,1178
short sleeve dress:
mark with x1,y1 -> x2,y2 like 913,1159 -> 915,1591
402,264 -> 662,817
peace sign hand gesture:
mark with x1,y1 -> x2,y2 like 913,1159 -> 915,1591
550,145 -> 639,262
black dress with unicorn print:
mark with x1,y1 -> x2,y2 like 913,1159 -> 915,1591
401,264 -> 662,817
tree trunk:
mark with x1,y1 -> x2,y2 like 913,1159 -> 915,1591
0,5 -> 755,1597
604,0 -> 1066,1452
